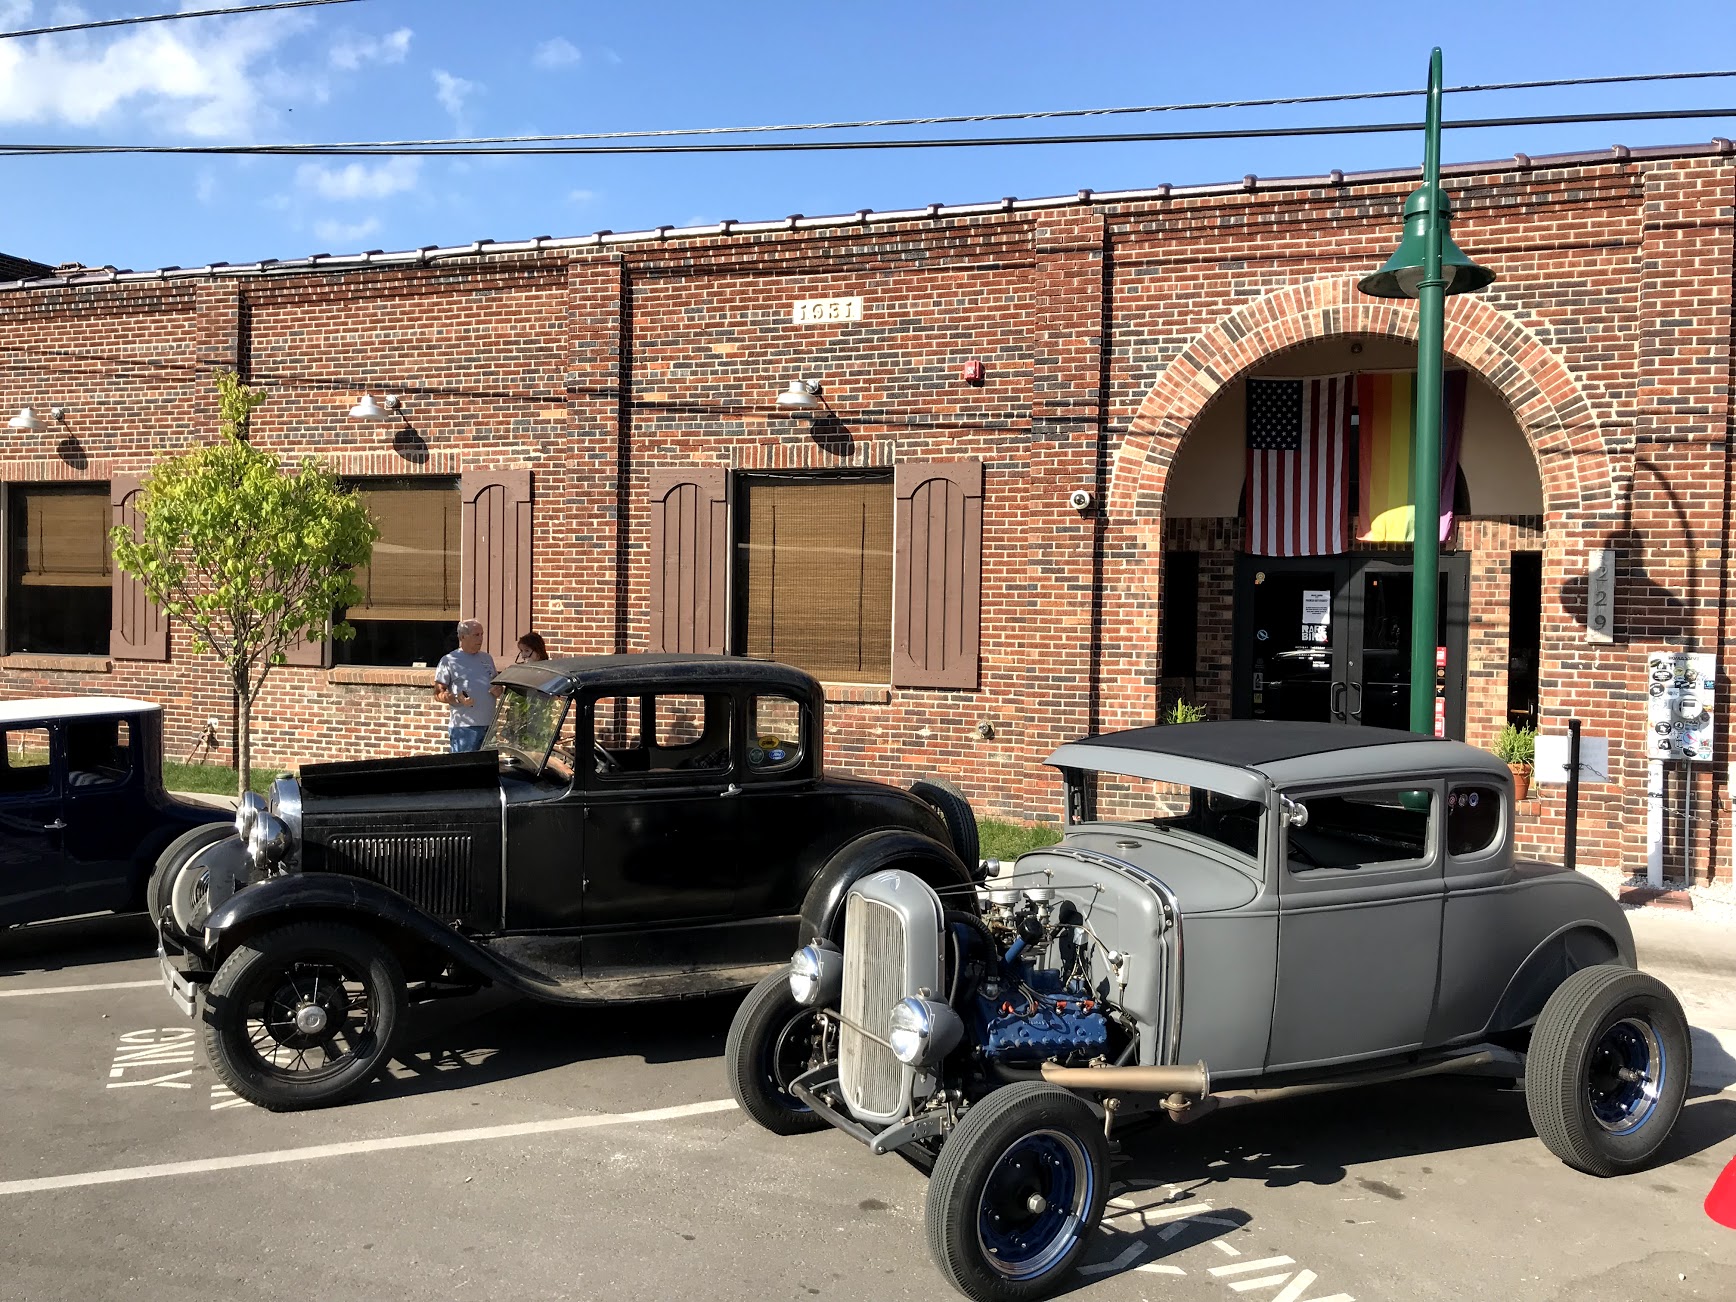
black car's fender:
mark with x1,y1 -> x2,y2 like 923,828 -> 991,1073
798,828 -> 973,942
200,872 -> 563,998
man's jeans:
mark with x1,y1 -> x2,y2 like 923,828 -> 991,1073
449,725 -> 489,753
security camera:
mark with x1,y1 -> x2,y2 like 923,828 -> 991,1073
1068,488 -> 1094,512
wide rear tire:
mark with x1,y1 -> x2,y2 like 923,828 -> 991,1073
725,968 -> 829,1136
1524,964 -> 1690,1177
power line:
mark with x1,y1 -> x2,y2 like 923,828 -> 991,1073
1,106 -> 1731,158
0,0 -> 364,41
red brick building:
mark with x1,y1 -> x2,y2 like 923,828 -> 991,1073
0,141 -> 1731,881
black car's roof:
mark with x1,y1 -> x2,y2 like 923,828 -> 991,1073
1089,720 -> 1428,766
497,653 -> 820,697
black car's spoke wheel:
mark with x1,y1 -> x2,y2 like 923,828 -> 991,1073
725,968 -> 830,1136
925,1083 -> 1109,1302
1525,964 -> 1690,1177
203,922 -> 403,1111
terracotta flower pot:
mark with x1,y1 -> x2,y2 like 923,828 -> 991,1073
1508,762 -> 1532,801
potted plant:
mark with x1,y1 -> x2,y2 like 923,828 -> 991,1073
1164,698 -> 1206,725
1494,723 -> 1536,799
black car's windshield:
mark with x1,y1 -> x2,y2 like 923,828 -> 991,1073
485,684 -> 570,776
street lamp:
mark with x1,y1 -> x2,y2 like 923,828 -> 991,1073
1358,46 -> 1495,734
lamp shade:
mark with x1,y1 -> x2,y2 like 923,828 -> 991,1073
775,380 -> 822,412
1358,186 -> 1496,300
8,406 -> 45,431
349,393 -> 394,420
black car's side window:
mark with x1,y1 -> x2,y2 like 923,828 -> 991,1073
1288,788 -> 1432,872
1447,785 -> 1502,856
747,694 -> 805,775
590,692 -> 733,781
0,726 -> 54,794
65,717 -> 133,789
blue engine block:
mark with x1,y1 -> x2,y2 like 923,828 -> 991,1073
975,975 -> 1108,1063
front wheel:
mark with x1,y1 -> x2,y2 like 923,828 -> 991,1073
924,1083 -> 1110,1302
202,922 -> 403,1111
725,968 -> 830,1135
146,823 -> 231,937
1524,964 -> 1691,1177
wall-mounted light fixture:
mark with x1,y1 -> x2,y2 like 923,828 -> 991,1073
8,406 -> 65,431
774,379 -> 823,415
349,393 -> 404,421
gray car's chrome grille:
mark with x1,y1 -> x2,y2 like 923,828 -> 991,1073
325,834 -> 473,918
840,893 -> 907,1117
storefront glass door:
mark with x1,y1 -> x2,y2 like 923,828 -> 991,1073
1232,554 -> 1468,738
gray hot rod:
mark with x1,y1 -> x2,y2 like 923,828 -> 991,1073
725,721 -> 1689,1302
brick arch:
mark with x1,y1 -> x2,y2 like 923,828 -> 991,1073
1109,275 -> 1609,525
1097,275 -> 1611,734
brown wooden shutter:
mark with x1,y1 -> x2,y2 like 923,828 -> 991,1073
647,467 -> 728,654
110,476 -> 168,661
279,620 -> 328,667
892,460 -> 983,690
460,469 -> 533,662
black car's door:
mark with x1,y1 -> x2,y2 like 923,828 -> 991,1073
579,688 -> 740,932
0,721 -> 66,926
60,714 -> 142,914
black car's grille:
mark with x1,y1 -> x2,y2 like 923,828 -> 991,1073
324,834 -> 474,919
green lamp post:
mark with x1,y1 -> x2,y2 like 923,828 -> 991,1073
1358,47 -> 1495,734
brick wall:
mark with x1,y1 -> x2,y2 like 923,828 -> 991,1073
0,146 -> 1731,879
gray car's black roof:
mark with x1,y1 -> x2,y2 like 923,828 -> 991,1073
1088,721 -> 1428,766
496,653 -> 820,697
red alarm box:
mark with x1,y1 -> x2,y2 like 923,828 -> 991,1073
959,359 -> 985,384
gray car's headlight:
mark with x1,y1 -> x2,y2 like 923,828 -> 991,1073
788,941 -> 842,1007
246,812 -> 290,866
888,996 -> 964,1067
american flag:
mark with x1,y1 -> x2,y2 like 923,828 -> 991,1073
1245,374 -> 1353,556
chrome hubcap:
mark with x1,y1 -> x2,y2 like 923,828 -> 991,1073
294,1004 -> 329,1035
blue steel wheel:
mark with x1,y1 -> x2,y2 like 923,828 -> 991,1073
925,1083 -> 1109,1302
1525,964 -> 1691,1177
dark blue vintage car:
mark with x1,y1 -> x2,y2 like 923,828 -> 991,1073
0,697 -> 229,929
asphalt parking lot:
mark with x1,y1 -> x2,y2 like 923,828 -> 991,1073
3,915 -> 1735,1302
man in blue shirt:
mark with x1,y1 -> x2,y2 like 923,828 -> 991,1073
432,620 -> 500,752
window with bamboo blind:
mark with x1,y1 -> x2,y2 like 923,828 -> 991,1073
332,480 -> 462,667
732,474 -> 892,684
6,486 -> 112,655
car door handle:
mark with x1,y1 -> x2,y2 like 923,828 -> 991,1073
720,783 -> 742,799
43,819 -> 66,830
1331,681 -> 1346,721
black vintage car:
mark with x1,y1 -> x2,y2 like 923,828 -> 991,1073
0,697 -> 229,929
156,655 -> 978,1110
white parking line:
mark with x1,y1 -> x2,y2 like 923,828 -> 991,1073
0,979 -> 160,999
0,1097 -> 738,1197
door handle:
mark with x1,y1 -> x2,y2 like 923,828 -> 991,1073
1331,681 -> 1346,721
44,819 -> 66,830
1347,681 -> 1364,721
720,783 -> 742,799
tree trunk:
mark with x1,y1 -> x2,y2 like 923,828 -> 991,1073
235,676 -> 253,799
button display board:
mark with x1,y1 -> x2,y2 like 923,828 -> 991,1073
1646,650 -> 1716,761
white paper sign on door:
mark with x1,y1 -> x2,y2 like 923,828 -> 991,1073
1301,589 -> 1331,645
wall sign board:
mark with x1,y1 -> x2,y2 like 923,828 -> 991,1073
1586,548 -> 1616,643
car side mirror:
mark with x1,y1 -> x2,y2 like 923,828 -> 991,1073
1281,796 -> 1309,829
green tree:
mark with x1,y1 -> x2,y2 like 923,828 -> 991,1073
110,371 -> 378,795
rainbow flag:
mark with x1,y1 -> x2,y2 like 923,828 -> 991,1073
1356,370 -> 1467,543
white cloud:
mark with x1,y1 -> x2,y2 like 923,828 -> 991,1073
432,69 -> 478,121
0,3 -> 313,139
533,37 -> 581,70
195,169 -> 217,204
329,27 -> 412,71
568,188 -> 596,205
314,216 -> 382,245
295,156 -> 422,202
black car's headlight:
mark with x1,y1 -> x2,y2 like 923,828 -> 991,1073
789,941 -> 843,1007
888,996 -> 964,1067
246,812 -> 291,867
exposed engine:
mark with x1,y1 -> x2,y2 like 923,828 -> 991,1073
963,885 -> 1113,1064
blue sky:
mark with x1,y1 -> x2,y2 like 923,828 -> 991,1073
2,0 -> 1733,270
